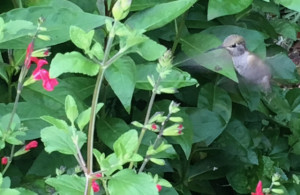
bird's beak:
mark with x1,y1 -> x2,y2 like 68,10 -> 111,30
205,45 -> 224,53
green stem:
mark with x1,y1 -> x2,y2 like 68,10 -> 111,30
85,21 -> 118,195
129,77 -> 161,169
138,112 -> 171,173
171,13 -> 187,54
2,145 -> 15,175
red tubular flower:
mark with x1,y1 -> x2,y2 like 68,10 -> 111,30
251,181 -> 264,195
92,181 -> 100,192
25,42 -> 34,69
1,157 -> 8,165
156,184 -> 162,192
25,140 -> 38,151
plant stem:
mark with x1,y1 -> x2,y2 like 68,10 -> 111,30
85,21 -> 117,195
138,112 -> 171,173
2,145 -> 15,175
129,77 -> 161,169
171,13 -> 186,54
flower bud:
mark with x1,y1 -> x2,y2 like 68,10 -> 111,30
37,34 -> 51,41
160,87 -> 177,94
271,188 -> 284,194
169,117 -> 183,123
150,158 -> 165,166
1,157 -> 8,165
120,0 -> 132,11
112,1 -> 125,20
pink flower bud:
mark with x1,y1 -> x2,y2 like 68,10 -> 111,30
1,157 -> 8,165
156,184 -> 162,192
152,124 -> 158,130
25,42 -> 34,69
92,181 -> 100,192
25,140 -> 38,151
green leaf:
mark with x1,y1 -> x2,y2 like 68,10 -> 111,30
198,83 -> 232,123
50,51 -> 100,78
136,63 -> 197,90
215,120 -> 258,165
275,0 -> 300,13
207,0 -> 252,20
76,103 -> 104,131
108,169 -> 158,195
41,115 -> 69,130
129,38 -> 166,61
113,130 -> 140,162
65,95 -> 79,124
270,19 -> 297,40
0,189 -> 20,195
41,126 -> 86,155
105,56 -> 136,113
0,113 -> 20,131
97,117 -> 130,150
46,175 -> 85,195
187,108 -> 226,145
125,0 -> 196,31
130,0 -> 173,11
69,26 -> 94,52
15,188 -> 37,195
0,1 -> 107,49
266,53 -> 298,83
0,62 -> 9,83
181,33 -> 238,82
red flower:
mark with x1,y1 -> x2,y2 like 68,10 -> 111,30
151,124 -> 158,130
251,181 -> 264,195
178,124 -> 183,134
92,181 -> 100,192
1,157 -> 8,165
25,140 -> 38,151
30,57 -> 58,91
25,42 -> 34,69
156,184 -> 162,192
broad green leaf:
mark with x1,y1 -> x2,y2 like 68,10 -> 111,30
0,0 -> 107,49
0,189 -> 20,195
69,26 -> 94,52
129,38 -> 166,61
130,0 -> 173,11
50,51 -> 100,78
226,167 -> 254,194
181,33 -> 238,82
186,108 -> 226,145
0,113 -> 20,131
207,0 -> 253,20
266,53 -> 298,83
108,169 -> 158,195
238,79 -> 261,112
15,188 -> 37,195
125,0 -> 196,31
46,175 -> 85,195
198,83 -> 232,123
97,117 -> 130,150
105,56 -> 136,112
113,130 -> 139,161
41,126 -> 86,155
76,103 -> 104,131
41,115 -> 69,130
27,151 -> 77,177
65,95 -> 79,124
136,63 -> 197,90
275,0 -> 300,13
270,19 -> 297,40
215,120 -> 258,165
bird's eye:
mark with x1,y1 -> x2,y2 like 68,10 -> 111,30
231,44 -> 237,48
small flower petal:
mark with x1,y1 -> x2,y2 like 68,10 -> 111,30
1,157 -> 8,165
25,42 -> 34,68
92,181 -> 100,192
156,184 -> 162,192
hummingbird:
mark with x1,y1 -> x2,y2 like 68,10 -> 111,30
208,34 -> 271,92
